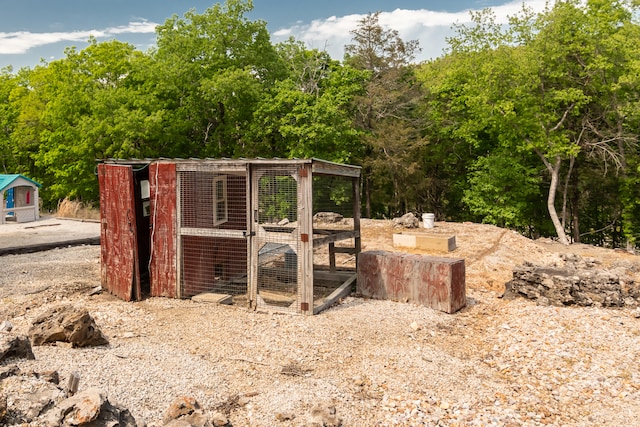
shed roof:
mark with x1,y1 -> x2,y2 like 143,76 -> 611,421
99,157 -> 362,178
0,174 -> 42,192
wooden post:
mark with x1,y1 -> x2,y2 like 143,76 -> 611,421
298,164 -> 314,315
329,242 -> 336,272
352,176 -> 362,268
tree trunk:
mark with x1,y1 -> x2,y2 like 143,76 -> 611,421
561,156 -> 574,231
365,175 -> 372,218
546,156 -> 570,245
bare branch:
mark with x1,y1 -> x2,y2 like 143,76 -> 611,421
550,103 -> 576,132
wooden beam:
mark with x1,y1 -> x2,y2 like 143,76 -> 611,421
329,242 -> 336,272
353,176 -> 361,268
332,247 -> 357,254
179,228 -> 246,239
313,269 -> 355,282
311,159 -> 361,178
313,273 -> 357,314
313,231 -> 360,247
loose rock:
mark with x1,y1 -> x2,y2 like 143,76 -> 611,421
0,333 -> 35,361
44,387 -> 137,427
28,305 -> 109,347
164,396 -> 221,427
0,320 -> 13,332
503,254 -> 640,307
309,404 -> 342,427
392,213 -> 419,228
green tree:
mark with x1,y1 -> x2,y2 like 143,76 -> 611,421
151,0 -> 283,158
9,39 -> 144,205
0,67 -> 20,173
427,0 -> 640,244
345,12 -> 426,218
249,39 -> 366,162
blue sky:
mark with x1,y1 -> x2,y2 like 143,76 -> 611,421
0,0 -> 550,70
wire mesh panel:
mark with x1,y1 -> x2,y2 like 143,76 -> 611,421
178,169 -> 249,304
312,174 -> 358,308
253,168 -> 300,313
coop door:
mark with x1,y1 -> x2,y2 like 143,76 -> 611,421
251,167 -> 301,312
98,164 -> 141,301
177,168 -> 250,303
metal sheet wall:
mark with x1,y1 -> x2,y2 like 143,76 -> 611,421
149,162 -> 178,297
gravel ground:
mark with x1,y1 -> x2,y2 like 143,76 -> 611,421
0,216 -> 100,250
2,220 -> 640,426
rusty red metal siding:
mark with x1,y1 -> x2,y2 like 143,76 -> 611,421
98,164 -> 139,302
149,162 -> 177,297
357,251 -> 466,313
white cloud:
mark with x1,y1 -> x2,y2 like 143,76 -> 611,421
272,0 -> 550,62
106,21 -> 158,35
0,20 -> 158,55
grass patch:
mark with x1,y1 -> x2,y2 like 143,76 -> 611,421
55,198 -> 100,220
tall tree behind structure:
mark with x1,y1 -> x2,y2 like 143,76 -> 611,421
345,12 -> 426,217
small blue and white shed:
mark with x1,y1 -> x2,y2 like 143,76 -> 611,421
0,174 -> 41,224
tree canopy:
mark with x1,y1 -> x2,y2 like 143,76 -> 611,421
2,0 -> 640,248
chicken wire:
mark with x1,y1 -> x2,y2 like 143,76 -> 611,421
178,170 -> 249,304
254,169 -> 300,313
173,163 -> 359,314
312,174 -> 359,308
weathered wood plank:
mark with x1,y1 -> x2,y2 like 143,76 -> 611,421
313,273 -> 357,314
313,231 -> 360,247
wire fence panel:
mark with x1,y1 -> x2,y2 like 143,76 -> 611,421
255,169 -> 300,313
178,170 -> 249,303
312,174 -> 358,308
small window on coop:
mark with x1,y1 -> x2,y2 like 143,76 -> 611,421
213,175 -> 228,226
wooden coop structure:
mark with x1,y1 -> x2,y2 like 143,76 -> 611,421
0,174 -> 41,224
98,158 -> 361,314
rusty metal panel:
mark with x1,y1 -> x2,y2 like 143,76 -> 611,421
356,250 -> 386,298
357,251 -> 466,314
98,163 -> 140,301
149,162 -> 177,297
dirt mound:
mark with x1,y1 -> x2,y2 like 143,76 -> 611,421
361,219 -> 640,292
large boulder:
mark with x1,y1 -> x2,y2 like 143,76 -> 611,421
0,368 -> 65,426
28,305 -> 108,348
1,368 -> 137,427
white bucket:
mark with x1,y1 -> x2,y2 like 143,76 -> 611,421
422,213 -> 435,228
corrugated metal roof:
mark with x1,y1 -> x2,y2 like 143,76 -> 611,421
0,174 -> 42,192
97,157 -> 362,177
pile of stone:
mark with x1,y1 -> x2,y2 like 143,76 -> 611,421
313,212 -> 344,223
503,253 -> 640,307
0,305 -> 231,427
392,213 -> 420,228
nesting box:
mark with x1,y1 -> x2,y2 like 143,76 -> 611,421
98,158 -> 361,314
